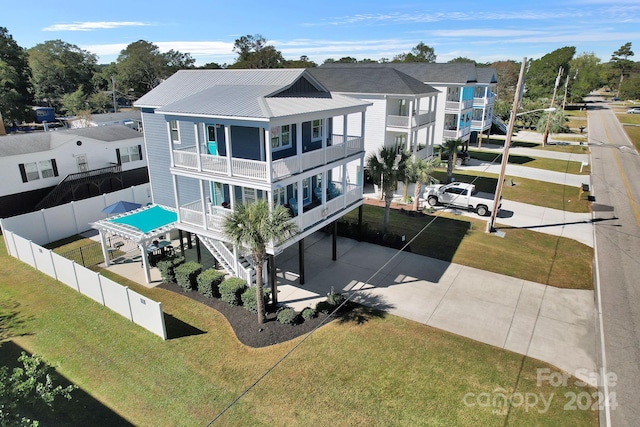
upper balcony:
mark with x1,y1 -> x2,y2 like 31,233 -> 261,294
387,111 -> 436,129
473,93 -> 495,107
443,127 -> 471,140
445,99 -> 474,111
172,134 -> 364,183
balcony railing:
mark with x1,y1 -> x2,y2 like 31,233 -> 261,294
173,134 -> 364,183
387,111 -> 436,129
471,120 -> 491,131
443,128 -> 471,139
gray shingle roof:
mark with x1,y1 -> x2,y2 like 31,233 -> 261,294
320,62 -> 479,84
476,67 -> 498,84
0,125 -> 142,156
307,67 -> 439,96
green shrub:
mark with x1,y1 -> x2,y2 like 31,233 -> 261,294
196,269 -> 226,298
276,306 -> 298,325
301,307 -> 316,321
327,289 -> 346,306
174,261 -> 202,292
219,277 -> 248,305
315,300 -> 333,314
156,256 -> 185,283
240,287 -> 269,313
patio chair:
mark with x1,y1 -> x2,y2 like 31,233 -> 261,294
289,198 -> 298,216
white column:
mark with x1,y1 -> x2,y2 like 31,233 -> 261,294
296,121 -> 303,173
139,242 -> 151,284
199,179 -> 208,230
194,123 -> 202,172
264,128 -> 272,182
99,230 -> 110,267
166,122 -> 175,167
225,125 -> 232,177
172,174 -> 181,222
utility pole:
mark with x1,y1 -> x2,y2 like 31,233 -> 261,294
111,76 -> 117,113
542,66 -> 563,146
487,57 -> 527,233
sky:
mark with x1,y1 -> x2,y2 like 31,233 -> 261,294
4,0 -> 640,66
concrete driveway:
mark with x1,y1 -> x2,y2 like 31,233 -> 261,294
275,231 -> 597,387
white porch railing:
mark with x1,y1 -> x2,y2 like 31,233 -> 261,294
387,115 -> 409,128
179,200 -> 204,226
173,135 -> 364,183
206,206 -> 230,232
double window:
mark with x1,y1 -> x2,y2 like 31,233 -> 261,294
19,159 -> 58,183
271,125 -> 292,150
117,145 -> 143,164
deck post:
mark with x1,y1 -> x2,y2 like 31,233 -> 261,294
298,239 -> 305,285
269,254 -> 277,305
332,221 -> 337,261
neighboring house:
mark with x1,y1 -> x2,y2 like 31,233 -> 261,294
63,111 -> 143,132
321,63 -> 488,146
307,67 -> 439,161
471,67 -> 498,144
0,125 -> 149,218
134,68 -> 370,285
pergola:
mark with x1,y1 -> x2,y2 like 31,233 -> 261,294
91,204 -> 177,283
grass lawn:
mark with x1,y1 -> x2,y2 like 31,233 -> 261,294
430,170 -> 592,214
344,205 -> 592,290
617,114 -> 640,151
467,149 -> 589,175
0,238 -> 598,426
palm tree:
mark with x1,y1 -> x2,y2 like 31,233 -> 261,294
406,156 -> 440,211
223,199 -> 297,324
440,138 -> 463,183
366,144 -> 409,235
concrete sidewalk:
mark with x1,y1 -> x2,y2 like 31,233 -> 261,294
275,232 -> 597,387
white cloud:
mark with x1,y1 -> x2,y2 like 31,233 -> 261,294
43,21 -> 150,31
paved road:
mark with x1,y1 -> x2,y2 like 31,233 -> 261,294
587,96 -> 640,426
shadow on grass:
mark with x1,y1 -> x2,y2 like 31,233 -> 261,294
339,292 -> 394,325
470,150 -> 536,165
0,299 -> 33,341
164,312 -> 206,340
0,341 -> 134,427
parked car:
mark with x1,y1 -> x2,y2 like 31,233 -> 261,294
424,182 -> 500,216
627,108 -> 640,114
438,149 -> 470,166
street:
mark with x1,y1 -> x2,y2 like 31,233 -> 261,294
587,95 -> 640,426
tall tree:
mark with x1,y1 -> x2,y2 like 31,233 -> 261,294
0,27 -> 33,125
525,46 -> 576,100
223,200 -> 297,324
448,57 -> 476,64
367,145 -> 409,235
568,52 -> 603,101
619,75 -> 640,100
406,156 -> 440,211
116,40 -> 194,99
392,42 -> 436,63
28,40 -> 97,111
229,34 -> 284,69
284,55 -> 317,68
492,60 -> 521,101
440,139 -> 463,183
610,42 -> 634,91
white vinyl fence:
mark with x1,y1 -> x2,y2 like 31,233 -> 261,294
0,184 -> 151,246
3,229 -> 167,340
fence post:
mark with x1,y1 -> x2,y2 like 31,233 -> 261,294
79,246 -> 86,267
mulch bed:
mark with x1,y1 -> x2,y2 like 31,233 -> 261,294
158,281 -> 353,348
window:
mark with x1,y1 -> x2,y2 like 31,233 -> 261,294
312,119 -> 323,141
169,120 -> 180,144
273,187 -> 286,205
117,146 -> 142,164
207,125 -> 217,142
39,160 -> 55,178
19,159 -> 58,183
395,135 -> 406,149
303,178 -> 310,200
271,125 -> 292,150
398,99 -> 407,116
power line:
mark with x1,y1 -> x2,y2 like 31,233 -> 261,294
204,151 -> 503,425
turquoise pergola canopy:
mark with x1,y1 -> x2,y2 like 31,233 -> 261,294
91,204 -> 177,242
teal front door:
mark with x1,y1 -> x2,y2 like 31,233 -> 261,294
207,125 -> 217,155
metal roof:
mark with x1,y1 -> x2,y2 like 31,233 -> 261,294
135,69 -> 314,109
0,125 -> 143,157
308,67 -> 439,96
320,62 -> 479,84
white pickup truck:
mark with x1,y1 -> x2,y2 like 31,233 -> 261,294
423,182 -> 500,216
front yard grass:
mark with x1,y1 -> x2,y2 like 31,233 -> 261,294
344,205 -> 592,290
430,170 -> 592,213
0,238 -> 598,426
467,149 -> 589,175
617,114 -> 640,151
